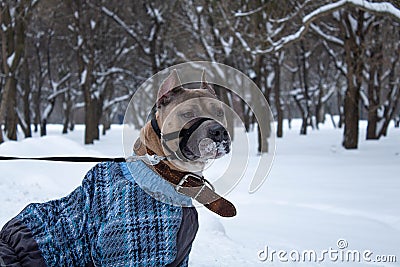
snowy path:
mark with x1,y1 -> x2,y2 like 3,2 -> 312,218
0,121 -> 399,266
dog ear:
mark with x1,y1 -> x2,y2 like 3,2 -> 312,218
157,69 -> 183,107
201,69 -> 217,96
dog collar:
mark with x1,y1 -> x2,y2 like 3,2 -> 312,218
133,139 -> 236,218
150,154 -> 236,217
122,158 -> 193,207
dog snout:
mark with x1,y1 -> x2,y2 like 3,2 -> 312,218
208,124 -> 229,143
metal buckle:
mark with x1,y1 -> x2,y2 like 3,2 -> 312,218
175,174 -> 215,199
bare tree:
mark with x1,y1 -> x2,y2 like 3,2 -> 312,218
0,1 -> 38,143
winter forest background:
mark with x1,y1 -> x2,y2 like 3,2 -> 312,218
0,0 -> 399,149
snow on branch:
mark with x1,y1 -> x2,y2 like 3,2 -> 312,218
47,87 -> 69,101
100,6 -> 149,56
302,0 -> 400,27
234,3 -> 269,17
104,94 -> 133,110
51,73 -> 71,91
310,23 -> 344,46
256,0 -> 400,54
93,67 -> 135,77
73,102 -> 85,110
321,86 -> 336,103
360,89 -> 370,109
268,0 -> 312,24
322,41 -> 347,76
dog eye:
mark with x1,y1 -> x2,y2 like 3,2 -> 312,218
182,111 -> 195,118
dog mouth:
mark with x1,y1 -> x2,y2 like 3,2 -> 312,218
176,118 -> 231,162
182,138 -> 230,161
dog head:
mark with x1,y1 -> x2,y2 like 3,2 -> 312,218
154,70 -> 231,166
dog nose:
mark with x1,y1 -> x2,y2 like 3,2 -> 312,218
208,124 -> 229,142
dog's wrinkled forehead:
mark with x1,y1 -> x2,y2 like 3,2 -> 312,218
156,69 -> 218,109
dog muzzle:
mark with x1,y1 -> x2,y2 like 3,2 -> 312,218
151,118 -> 230,161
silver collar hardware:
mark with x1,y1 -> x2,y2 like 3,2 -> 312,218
175,173 -> 216,199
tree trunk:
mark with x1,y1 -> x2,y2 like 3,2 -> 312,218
217,88 -> 234,140
342,10 -> 364,149
300,41 -> 312,133
295,46 -> 308,135
315,84 -> 326,129
40,119 -> 47,136
22,55 -> 32,138
0,76 -> 11,143
33,44 -> 43,133
273,55 -> 283,138
366,78 -> 379,140
243,104 -> 251,132
0,125 -> 3,144
343,84 -> 360,149
85,102 -> 94,144
257,124 -> 268,153
102,109 -> 112,135
5,77 -> 18,140
366,23 -> 382,140
94,97 -> 101,141
337,90 -> 344,129
69,110 -> 75,131
252,55 -> 270,153
83,89 -> 101,144
62,89 -> 72,134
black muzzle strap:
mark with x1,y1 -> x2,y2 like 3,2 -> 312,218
151,117 -> 212,161
178,118 -> 211,151
151,118 -> 211,142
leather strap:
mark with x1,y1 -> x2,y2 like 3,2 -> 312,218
0,156 -> 126,162
134,140 -> 236,217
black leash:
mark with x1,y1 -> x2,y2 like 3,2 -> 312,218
0,118 -> 211,164
0,156 -> 126,162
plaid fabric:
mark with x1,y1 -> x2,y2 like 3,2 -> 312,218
17,162 -> 190,266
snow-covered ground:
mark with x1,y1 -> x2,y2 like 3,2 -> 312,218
0,120 -> 399,266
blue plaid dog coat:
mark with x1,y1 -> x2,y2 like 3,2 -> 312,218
0,161 -> 199,266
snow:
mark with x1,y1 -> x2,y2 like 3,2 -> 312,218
310,23 -> 344,46
303,0 -> 400,24
220,36 -> 233,56
320,87 -> 336,103
101,6 -> 142,51
77,35 -> 83,47
360,90 -> 370,108
154,9 -> 163,23
266,72 -> 275,88
255,0 -> 400,54
7,53 -> 15,67
234,4 -> 267,17
90,20 -> 96,30
80,69 -> 87,85
1,121 -> 399,266
42,104 -> 53,120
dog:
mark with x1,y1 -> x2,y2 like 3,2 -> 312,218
0,70 -> 234,267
